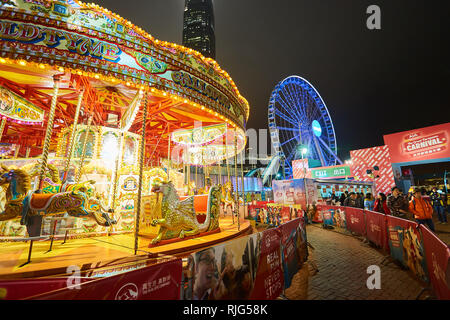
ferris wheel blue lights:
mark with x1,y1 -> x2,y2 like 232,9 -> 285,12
268,76 -> 341,178
312,120 -> 322,137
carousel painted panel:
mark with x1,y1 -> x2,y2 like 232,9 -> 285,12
116,174 -> 138,232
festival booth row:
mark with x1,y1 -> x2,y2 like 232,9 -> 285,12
0,212 -> 308,300
348,122 -> 450,195
314,204 -> 450,300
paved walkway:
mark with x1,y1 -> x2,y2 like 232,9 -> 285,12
285,225 -> 427,300
433,215 -> 450,244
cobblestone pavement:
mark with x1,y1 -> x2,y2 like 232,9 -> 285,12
285,225 -> 427,300
433,214 -> 450,244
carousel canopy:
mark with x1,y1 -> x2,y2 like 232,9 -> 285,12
0,0 -> 248,164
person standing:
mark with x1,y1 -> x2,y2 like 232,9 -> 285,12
344,192 -> 358,207
430,187 -> 447,224
387,187 -> 410,218
330,191 -> 339,204
364,193 -> 375,211
356,193 -> 364,209
339,191 -> 347,206
409,188 -> 435,231
374,193 -> 390,214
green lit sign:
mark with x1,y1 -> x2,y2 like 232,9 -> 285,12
311,165 -> 351,179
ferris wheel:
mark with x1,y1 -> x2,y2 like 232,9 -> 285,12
268,75 -> 342,178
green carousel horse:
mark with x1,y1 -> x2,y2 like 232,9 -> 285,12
23,162 -> 96,196
22,162 -> 112,214
0,166 -> 116,234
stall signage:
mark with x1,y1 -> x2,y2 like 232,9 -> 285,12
383,123 -> 450,163
310,165 -> 351,179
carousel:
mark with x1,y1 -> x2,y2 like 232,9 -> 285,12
0,0 -> 250,280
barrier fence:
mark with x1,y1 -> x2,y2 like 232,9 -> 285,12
315,205 -> 450,300
0,209 -> 308,300
3,204 -> 447,300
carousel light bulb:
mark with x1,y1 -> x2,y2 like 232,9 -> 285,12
0,58 -> 6,63
19,60 -> 26,66
58,67 -> 64,72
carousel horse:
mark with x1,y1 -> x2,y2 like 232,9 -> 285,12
0,166 -> 116,231
150,181 -> 221,244
23,162 -> 95,196
221,181 -> 235,215
22,162 -> 112,214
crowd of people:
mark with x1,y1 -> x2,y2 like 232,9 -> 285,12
326,186 -> 449,232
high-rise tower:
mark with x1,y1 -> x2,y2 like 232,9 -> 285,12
182,0 -> 215,59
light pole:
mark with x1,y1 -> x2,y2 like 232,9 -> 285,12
298,145 -> 308,178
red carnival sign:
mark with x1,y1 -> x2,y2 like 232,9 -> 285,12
383,122 -> 450,163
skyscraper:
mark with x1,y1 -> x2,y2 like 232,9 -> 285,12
182,0 -> 215,59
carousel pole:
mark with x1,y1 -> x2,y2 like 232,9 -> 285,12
0,118 -> 7,142
240,147 -> 245,219
14,143 -> 20,158
195,163 -> 198,193
38,75 -> 61,190
110,131 -> 124,209
134,92 -> 148,255
218,159 -> 222,185
225,129 -> 232,223
186,148 -> 190,195
75,115 -> 93,184
63,89 -> 84,182
167,123 -> 171,181
26,147 -> 30,158
201,149 -> 204,189
234,130 -> 240,231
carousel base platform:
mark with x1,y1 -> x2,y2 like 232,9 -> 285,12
0,217 -> 251,279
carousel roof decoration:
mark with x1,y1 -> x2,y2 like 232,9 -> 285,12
0,84 -> 44,124
0,0 -> 248,162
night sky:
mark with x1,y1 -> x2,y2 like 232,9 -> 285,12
91,0 -> 450,160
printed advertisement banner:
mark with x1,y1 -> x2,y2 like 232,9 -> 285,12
315,205 -> 347,229
279,218 -> 308,289
250,228 -> 284,299
420,225 -> 450,300
0,278 -> 89,300
272,179 -> 306,206
365,210 -> 389,251
344,207 -> 366,236
386,216 -> 428,282
383,122 -> 450,163
188,228 -> 283,300
27,259 -> 183,300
